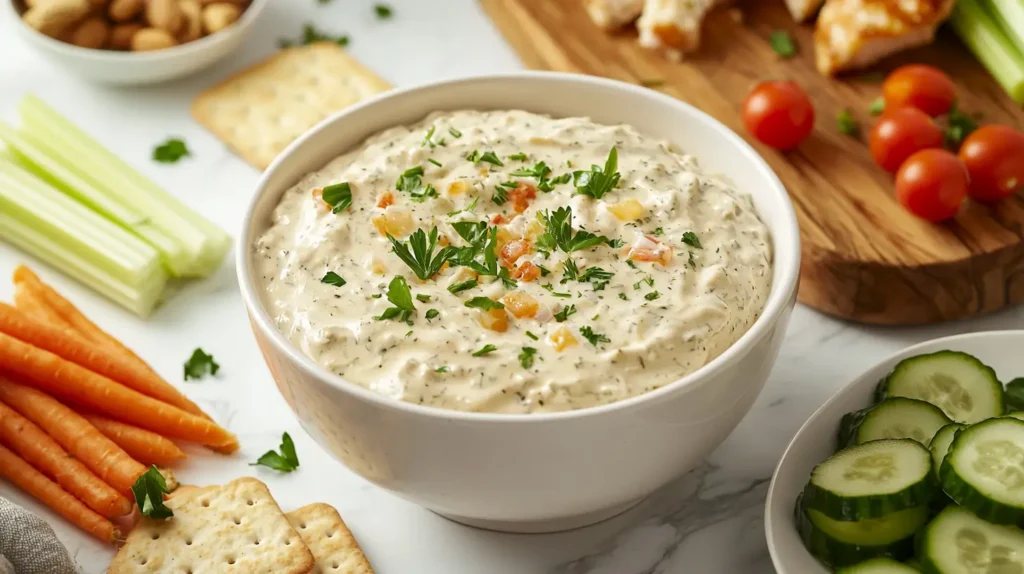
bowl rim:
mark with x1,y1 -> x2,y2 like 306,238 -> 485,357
236,71 -> 802,423
6,0 -> 268,61
764,329 -> 1024,572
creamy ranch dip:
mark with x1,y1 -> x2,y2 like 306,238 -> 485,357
255,110 -> 772,414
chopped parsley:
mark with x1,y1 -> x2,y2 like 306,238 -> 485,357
626,260 -> 638,270
435,366 -> 448,373
493,185 -> 509,205
537,207 -> 620,254
321,182 -> 352,213
375,276 -> 416,323
837,109 -> 859,136
421,126 -> 445,149
447,196 -> 479,217
184,348 -> 219,381
468,150 -> 504,167
944,102 -> 977,148
374,3 -> 393,19
769,31 -> 797,58
388,227 -> 454,280
152,138 -> 190,163
465,297 -> 504,311
644,291 -> 661,301
869,97 -> 885,116
518,347 -> 538,369
448,127 -> 462,138
537,265 -> 551,277
448,279 -> 478,294
415,294 -> 431,303
428,158 -> 443,168
395,166 -> 438,202
640,78 -> 665,88
132,466 -> 173,519
509,152 -> 528,161
554,304 -> 577,322
561,258 -> 613,290
579,326 -> 610,346
541,283 -> 572,298
652,227 -> 664,236
510,161 -> 568,192
280,24 -> 349,48
681,231 -> 702,249
466,150 -> 479,162
498,267 -> 517,289
633,276 -> 655,290
449,222 -> 503,278
321,271 -> 346,287
573,147 -> 621,200
251,432 -> 300,473
618,292 -> 628,300
472,344 -> 498,357
425,309 -> 439,320
525,331 -> 539,341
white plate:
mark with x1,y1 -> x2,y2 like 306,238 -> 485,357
764,330 -> 1024,573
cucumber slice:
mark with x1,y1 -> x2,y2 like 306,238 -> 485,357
799,504 -> 925,568
804,439 -> 937,520
839,398 -> 952,448
836,557 -> 920,573
930,424 -> 965,478
918,506 -> 1024,574
878,351 -> 1004,424
940,417 -> 1024,524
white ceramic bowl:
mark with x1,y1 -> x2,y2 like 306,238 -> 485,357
766,330 -> 1024,572
6,0 -> 267,85
238,72 -> 802,533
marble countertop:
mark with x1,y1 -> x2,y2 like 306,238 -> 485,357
1,2 -> 1022,572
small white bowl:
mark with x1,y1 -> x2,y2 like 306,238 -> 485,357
765,330 -> 1024,573
238,72 -> 801,533
6,0 -> 268,85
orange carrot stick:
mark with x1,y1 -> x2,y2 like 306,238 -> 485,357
0,379 -> 147,493
0,400 -> 132,517
13,283 -> 74,332
0,443 -> 120,542
0,337 -> 239,452
0,302 -> 208,418
80,413 -> 186,467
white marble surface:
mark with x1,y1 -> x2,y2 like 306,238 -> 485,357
0,1 -> 1022,573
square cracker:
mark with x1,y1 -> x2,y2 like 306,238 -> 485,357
286,504 -> 374,574
109,477 -> 314,574
192,42 -> 391,170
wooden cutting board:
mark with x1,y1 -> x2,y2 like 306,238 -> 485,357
480,0 -> 1024,325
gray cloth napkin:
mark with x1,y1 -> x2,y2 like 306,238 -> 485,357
0,497 -> 76,574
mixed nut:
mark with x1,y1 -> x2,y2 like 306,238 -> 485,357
18,0 -> 251,52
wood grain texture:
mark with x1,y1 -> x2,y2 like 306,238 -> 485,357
480,0 -> 1024,325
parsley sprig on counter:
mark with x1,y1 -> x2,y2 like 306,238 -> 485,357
132,466 -> 173,519
184,348 -> 219,381
375,276 -> 417,323
153,138 -> 190,163
388,227 -> 454,281
537,207 -> 621,254
251,432 -> 300,473
573,147 -> 621,199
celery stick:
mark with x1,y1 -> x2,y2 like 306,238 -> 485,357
0,121 -> 186,263
988,0 -> 1024,56
0,158 -> 167,315
952,0 -> 1024,103
17,95 -> 231,277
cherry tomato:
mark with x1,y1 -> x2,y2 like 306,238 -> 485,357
895,149 -> 969,222
868,107 -> 944,173
742,81 -> 815,150
958,124 -> 1024,203
882,65 -> 956,117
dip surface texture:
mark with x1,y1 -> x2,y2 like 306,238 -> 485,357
255,110 -> 773,414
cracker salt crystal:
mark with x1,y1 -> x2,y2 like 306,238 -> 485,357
109,477 -> 313,574
287,503 -> 374,574
191,42 -> 391,170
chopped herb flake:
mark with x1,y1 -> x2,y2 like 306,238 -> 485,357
428,158 -> 443,167
184,348 -> 219,381
509,152 -> 528,161
374,3 -> 393,19
435,366 -> 448,373
465,297 -> 504,311
425,309 -> 439,320
573,148 -> 621,200
837,109 -> 859,136
869,97 -> 885,116
579,326 -> 610,346
538,207 -> 619,253
472,344 -> 498,357
769,31 -> 797,58
554,304 -> 577,322
321,182 -> 353,213
153,138 -> 190,163
321,272 -> 346,287
525,330 -> 539,341
518,347 -> 538,369
448,279 -> 478,294
681,231 -> 702,249
448,127 -> 463,138
645,291 -> 661,301
416,294 -> 431,303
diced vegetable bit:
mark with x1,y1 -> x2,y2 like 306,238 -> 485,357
549,326 -> 577,351
769,31 -> 797,58
132,465 -> 173,519
425,309 -> 439,320
251,432 -> 300,473
183,348 -> 219,381
951,0 -> 1024,103
152,138 -> 190,164
837,109 -> 860,136
5,96 -> 231,279
279,24 -> 349,49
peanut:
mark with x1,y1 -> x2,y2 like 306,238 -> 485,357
177,0 -> 203,42
201,2 -> 241,34
108,22 -> 141,50
69,16 -> 109,49
130,27 -> 177,51
145,0 -> 184,34
22,0 -> 90,38
106,0 -> 141,22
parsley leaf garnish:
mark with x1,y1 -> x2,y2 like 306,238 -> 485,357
425,309 -> 439,320
509,152 -> 528,161
525,330 -> 539,341
376,276 -> 416,323
449,222 -> 504,277
448,279 -> 478,294
321,182 -> 353,213
321,271 -> 346,287
541,283 -> 571,298
374,3 -> 392,19
132,466 -> 173,519
518,347 -> 537,369
465,297 -> 504,311
554,304 -> 577,322
653,227 -> 664,236
837,109 -> 859,136
388,227 -> 454,281
251,432 -> 300,473
395,166 -> 437,202
580,326 -> 610,346
449,127 -> 462,138
573,147 -> 621,199
493,185 -> 509,205
184,348 -> 219,381
472,344 -> 498,357
645,291 -> 661,301
538,207 -> 619,253
769,31 -> 796,58
944,102 -> 978,148
478,151 -> 504,167
422,126 -> 445,149
435,366 -> 448,373
153,138 -> 190,163
561,258 -> 613,290
681,231 -> 702,249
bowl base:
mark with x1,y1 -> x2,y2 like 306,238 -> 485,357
433,498 -> 642,534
